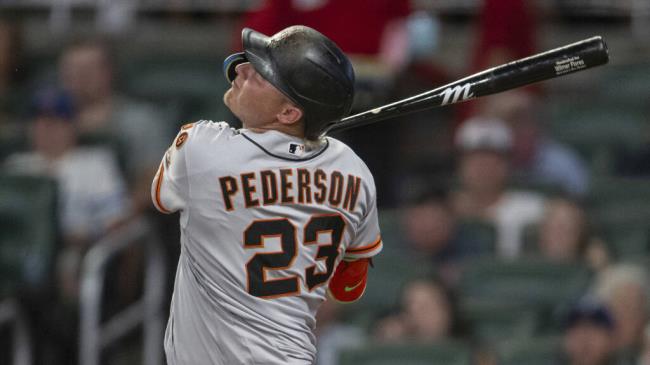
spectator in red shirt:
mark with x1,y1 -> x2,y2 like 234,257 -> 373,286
236,0 -> 411,56
458,0 -> 539,124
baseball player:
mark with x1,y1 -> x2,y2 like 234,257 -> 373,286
152,26 -> 382,364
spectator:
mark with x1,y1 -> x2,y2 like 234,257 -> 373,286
471,0 -> 537,72
4,88 -> 131,302
458,0 -> 538,124
315,299 -> 365,365
373,277 -> 465,343
400,189 -> 491,285
237,0 -> 410,59
536,197 -> 610,270
560,299 -> 617,365
451,117 -> 545,258
594,264 -> 649,353
483,91 -> 589,196
58,38 -> 169,211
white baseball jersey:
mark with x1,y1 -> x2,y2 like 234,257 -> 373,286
152,121 -> 382,365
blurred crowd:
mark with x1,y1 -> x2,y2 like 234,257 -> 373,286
1,0 -> 650,364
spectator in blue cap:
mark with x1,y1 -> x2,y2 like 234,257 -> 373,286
561,298 -> 616,365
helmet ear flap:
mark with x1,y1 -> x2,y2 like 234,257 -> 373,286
223,52 -> 248,83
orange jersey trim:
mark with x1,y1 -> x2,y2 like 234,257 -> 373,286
153,162 -> 172,214
346,236 -> 381,255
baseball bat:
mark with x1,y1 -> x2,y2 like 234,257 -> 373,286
325,36 -> 609,134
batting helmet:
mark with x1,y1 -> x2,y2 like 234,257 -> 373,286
223,26 -> 355,140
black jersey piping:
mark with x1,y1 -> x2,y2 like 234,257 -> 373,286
241,133 -> 330,162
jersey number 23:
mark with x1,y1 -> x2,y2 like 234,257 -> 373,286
244,214 -> 345,299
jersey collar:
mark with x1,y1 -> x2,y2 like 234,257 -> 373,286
239,129 -> 329,162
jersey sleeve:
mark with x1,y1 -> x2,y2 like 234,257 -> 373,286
151,123 -> 193,214
345,187 -> 382,260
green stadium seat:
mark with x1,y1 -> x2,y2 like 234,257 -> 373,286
599,63 -> 650,104
460,300 -> 539,343
339,340 -> 472,365
348,249 -> 431,317
0,175 -> 58,297
456,219 -> 497,256
586,177 -> 650,257
123,56 -> 232,130
602,223 -> 649,259
340,209 -> 427,328
549,102 -> 645,148
376,209 -> 403,252
548,102 -> 645,174
495,336 -> 562,365
458,258 -> 592,315
588,177 -> 650,206
124,56 -> 225,101
587,202 -> 650,259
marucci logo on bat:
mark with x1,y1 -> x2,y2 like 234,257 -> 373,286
440,83 -> 474,105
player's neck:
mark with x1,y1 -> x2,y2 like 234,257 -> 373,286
246,123 -> 304,140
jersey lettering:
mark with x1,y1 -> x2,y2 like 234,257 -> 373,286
241,172 -> 260,208
342,175 -> 362,211
220,168 -> 363,212
260,170 -> 278,204
296,168 -> 312,204
279,169 -> 295,204
313,169 -> 327,204
219,176 -> 238,211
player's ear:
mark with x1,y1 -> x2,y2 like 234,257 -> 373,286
276,103 -> 303,126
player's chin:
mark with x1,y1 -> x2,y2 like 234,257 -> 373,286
223,89 -> 235,109
223,91 -> 243,120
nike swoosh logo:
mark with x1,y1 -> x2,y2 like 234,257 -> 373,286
344,280 -> 364,292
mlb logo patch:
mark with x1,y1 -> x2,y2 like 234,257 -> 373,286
288,143 -> 305,155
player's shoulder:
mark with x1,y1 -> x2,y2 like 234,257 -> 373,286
173,120 -> 238,146
325,137 -> 375,182
177,120 -> 234,135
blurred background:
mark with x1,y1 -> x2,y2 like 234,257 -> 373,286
1,0 -> 650,364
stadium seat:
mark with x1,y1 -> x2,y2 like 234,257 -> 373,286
588,177 -> 650,206
375,209 -> 404,253
124,56 -> 224,101
599,62 -> 650,104
586,177 -> 650,257
339,209 -> 428,328
601,222 -> 649,259
547,101 -> 645,175
458,258 -> 592,316
460,300 -> 539,343
349,248 -> 430,317
0,174 -> 58,297
123,55 -> 232,131
339,340 -> 472,365
494,336 -> 562,365
456,219 -> 497,256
